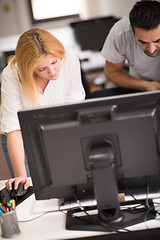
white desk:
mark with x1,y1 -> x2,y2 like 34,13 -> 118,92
0,180 -> 160,240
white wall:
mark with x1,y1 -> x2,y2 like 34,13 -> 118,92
83,0 -> 136,19
99,0 -> 136,18
0,0 -> 19,36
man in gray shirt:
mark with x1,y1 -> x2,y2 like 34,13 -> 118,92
101,0 -> 160,93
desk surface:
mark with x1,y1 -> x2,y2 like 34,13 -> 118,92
0,180 -> 160,240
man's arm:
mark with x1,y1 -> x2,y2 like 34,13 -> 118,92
104,60 -> 160,91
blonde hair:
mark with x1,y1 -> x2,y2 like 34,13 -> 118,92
9,28 -> 65,104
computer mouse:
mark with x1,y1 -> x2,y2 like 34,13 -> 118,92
10,182 -> 28,199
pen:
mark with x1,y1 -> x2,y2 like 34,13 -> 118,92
0,203 -> 8,213
7,202 -> 12,212
1,205 -> 8,213
0,208 -> 3,213
10,200 -> 16,210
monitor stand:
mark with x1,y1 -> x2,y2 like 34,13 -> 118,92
66,198 -> 156,231
66,139 -> 156,231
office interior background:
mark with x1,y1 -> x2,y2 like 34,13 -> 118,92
0,0 -> 137,48
0,0 -> 139,180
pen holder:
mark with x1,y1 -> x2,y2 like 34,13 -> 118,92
0,209 -> 21,238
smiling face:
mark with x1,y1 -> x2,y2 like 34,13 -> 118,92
134,24 -> 160,57
34,54 -> 62,81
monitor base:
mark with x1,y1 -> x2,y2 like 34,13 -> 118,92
66,199 -> 156,232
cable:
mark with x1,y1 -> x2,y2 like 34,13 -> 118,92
71,191 -> 131,233
18,209 -> 60,223
18,181 -> 159,227
124,180 -> 158,230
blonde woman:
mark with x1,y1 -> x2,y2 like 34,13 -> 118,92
1,28 -> 85,191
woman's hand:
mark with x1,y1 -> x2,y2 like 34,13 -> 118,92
5,177 -> 30,192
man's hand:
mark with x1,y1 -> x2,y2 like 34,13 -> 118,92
144,81 -> 160,91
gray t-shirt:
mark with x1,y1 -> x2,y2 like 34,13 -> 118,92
101,16 -> 160,82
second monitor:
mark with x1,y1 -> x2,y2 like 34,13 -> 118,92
70,16 -> 120,51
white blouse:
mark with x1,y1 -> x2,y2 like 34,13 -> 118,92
1,47 -> 85,133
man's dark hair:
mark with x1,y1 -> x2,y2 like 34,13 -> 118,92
129,0 -> 160,32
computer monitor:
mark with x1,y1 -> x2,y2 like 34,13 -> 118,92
70,16 -> 120,51
18,91 -> 160,231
